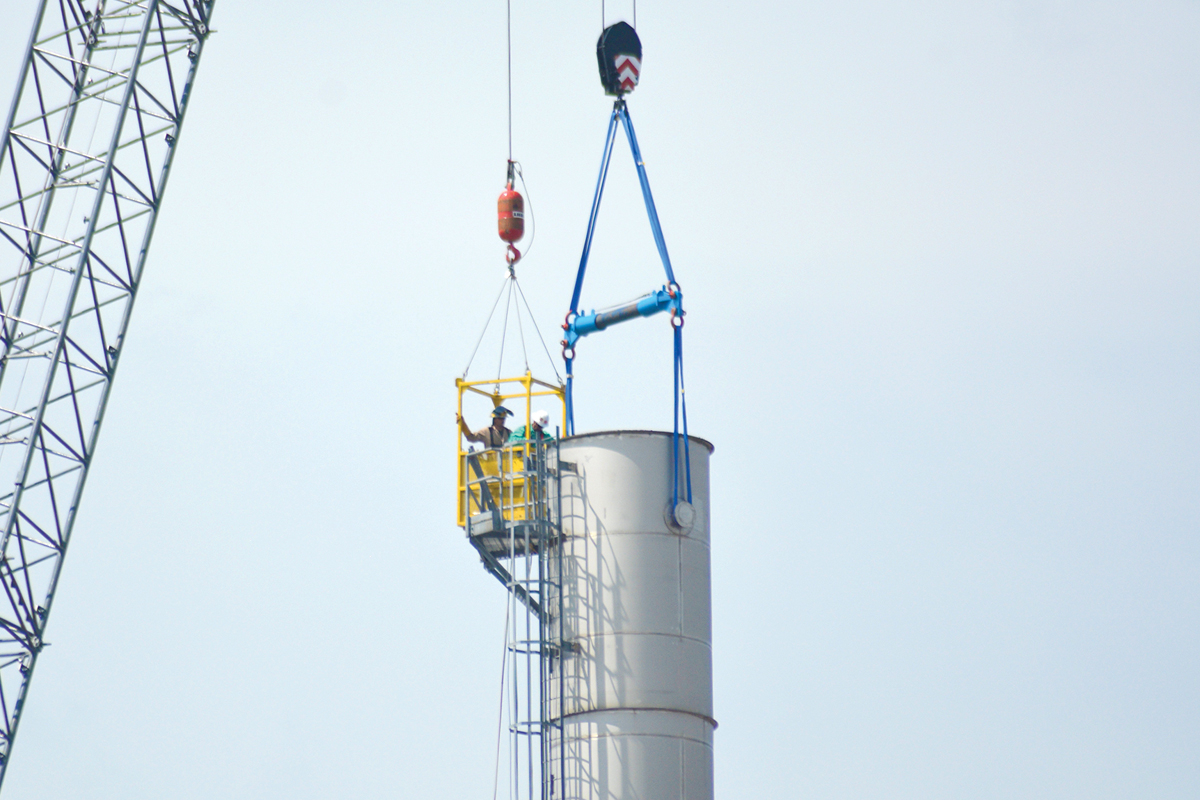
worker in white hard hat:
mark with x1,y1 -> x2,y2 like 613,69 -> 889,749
508,409 -> 554,444
458,405 -> 514,449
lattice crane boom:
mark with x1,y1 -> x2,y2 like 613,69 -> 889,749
0,0 -> 214,785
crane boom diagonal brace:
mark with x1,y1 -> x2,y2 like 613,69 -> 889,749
0,0 -> 215,785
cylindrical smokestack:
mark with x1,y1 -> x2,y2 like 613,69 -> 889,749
549,431 -> 714,800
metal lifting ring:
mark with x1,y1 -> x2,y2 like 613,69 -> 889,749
562,345 -> 576,360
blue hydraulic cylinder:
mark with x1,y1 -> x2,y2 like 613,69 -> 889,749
564,286 -> 682,352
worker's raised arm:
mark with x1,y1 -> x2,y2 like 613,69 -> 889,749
457,413 -> 484,444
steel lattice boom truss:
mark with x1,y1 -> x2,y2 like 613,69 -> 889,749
0,0 -> 213,783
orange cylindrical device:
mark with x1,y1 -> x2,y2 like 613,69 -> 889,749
498,183 -> 524,243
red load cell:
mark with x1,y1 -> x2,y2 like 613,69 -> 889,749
497,184 -> 524,243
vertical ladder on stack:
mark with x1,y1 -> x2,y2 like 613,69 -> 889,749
463,438 -> 564,800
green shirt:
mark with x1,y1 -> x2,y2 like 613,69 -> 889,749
508,425 -> 554,443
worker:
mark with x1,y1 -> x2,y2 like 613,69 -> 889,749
458,406 -> 514,448
509,409 -> 554,443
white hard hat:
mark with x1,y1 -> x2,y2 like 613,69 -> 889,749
533,410 -> 550,428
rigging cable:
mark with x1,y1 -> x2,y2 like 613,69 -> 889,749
513,279 -> 530,373
463,272 -> 562,384
601,1 -> 636,30
510,161 -> 535,260
462,274 -> 514,379
495,276 -> 514,385
513,280 -> 562,383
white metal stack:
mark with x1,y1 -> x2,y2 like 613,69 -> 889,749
549,431 -> 715,800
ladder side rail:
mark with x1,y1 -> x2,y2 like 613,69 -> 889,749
524,511 -> 535,800
553,435 -> 564,799
537,437 -> 552,800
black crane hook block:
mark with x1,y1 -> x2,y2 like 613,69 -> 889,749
597,21 -> 642,97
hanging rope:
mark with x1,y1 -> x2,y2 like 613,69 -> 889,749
514,280 -> 562,383
513,280 -> 529,373
495,275 -> 514,385
490,598 -> 511,800
510,161 -> 535,261
463,270 -> 563,389
600,0 -> 635,30
456,0 -> 559,392
462,274 -> 512,379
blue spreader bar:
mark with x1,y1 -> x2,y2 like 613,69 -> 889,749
565,286 -> 681,351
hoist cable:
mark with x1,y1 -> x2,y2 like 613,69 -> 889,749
600,0 -> 634,30
463,274 -> 513,379
506,0 -> 513,161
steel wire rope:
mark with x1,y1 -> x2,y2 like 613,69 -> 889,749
509,161 -> 535,260
491,595 -> 512,800
508,521 -> 519,800
506,0 -> 512,162
600,0 -> 635,29
463,274 -> 513,379
0,11 -> 127,474
513,278 -> 529,373
512,279 -> 561,383
495,277 -> 515,386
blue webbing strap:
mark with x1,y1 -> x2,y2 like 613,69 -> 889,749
565,100 -> 691,504
565,106 -> 620,434
564,356 -> 574,436
677,325 -> 692,503
619,103 -> 677,286
625,100 -> 690,506
568,107 -> 621,315
673,324 -> 681,509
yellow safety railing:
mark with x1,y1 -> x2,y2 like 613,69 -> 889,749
456,371 -> 566,527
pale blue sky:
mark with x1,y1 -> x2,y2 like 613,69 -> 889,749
0,1 -> 1197,798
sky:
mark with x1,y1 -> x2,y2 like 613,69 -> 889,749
0,1 -> 1198,798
